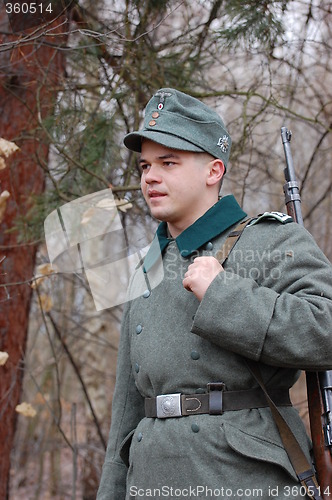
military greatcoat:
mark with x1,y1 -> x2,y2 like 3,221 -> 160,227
97,195 -> 332,500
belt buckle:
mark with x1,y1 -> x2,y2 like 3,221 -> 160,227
156,393 -> 182,418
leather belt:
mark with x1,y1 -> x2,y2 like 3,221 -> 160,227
145,384 -> 291,418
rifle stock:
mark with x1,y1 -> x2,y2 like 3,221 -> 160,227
281,127 -> 332,497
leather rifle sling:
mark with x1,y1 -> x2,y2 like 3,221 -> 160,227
215,218 -> 253,265
217,219 -> 323,500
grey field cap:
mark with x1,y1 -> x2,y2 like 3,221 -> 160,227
124,88 -> 232,170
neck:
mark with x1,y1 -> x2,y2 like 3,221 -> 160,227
167,196 -> 219,238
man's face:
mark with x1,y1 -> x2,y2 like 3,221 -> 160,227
140,140 -> 218,236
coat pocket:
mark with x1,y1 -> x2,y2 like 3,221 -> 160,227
119,429 -> 135,468
222,421 -> 299,482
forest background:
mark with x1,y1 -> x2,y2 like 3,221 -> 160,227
0,0 -> 331,498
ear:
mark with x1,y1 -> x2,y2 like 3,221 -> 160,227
206,159 -> 225,186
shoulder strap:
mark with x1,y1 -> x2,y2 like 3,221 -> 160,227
246,360 -> 322,500
215,218 -> 253,265
216,211 -> 294,265
249,211 -> 294,225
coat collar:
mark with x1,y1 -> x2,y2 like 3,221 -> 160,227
143,194 -> 247,272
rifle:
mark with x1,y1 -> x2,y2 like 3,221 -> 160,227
281,127 -> 332,498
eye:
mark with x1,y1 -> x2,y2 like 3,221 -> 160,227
163,161 -> 175,167
140,163 -> 150,172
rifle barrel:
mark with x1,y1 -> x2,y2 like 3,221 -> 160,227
281,127 -> 332,494
280,127 -> 303,226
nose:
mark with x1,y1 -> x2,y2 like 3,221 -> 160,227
143,165 -> 162,184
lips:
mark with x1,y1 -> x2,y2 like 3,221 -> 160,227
148,190 -> 167,198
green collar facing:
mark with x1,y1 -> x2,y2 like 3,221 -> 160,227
143,195 -> 246,272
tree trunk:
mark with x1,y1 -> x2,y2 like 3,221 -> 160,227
0,11 -> 69,498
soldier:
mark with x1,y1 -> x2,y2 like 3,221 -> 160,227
97,88 -> 332,499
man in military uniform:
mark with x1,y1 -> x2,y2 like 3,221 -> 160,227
97,88 -> 332,499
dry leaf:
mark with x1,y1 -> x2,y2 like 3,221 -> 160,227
31,264 -> 55,289
34,392 -> 46,405
96,198 -> 133,213
0,138 -> 19,157
36,263 -> 54,276
15,402 -> 37,418
81,197 -> 133,224
115,199 -> 133,213
81,206 -> 96,224
39,294 -> 53,312
0,351 -> 9,366
96,198 -> 117,210
31,276 -> 45,289
0,190 -> 10,224
0,138 -> 19,170
1,190 -> 10,198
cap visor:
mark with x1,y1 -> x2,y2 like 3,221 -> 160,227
124,130 -> 205,154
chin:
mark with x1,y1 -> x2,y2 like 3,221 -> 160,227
149,207 -> 171,221
150,210 -> 167,220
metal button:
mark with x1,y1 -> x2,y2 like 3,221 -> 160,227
206,242 -> 213,250
191,423 -> 200,433
149,120 -> 156,126
191,350 -> 200,360
136,324 -> 143,334
152,111 -> 159,119
143,289 -> 151,298
135,363 -> 140,373
137,432 -> 143,442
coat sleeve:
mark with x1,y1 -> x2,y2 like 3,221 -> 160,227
97,302 -> 145,500
191,221 -> 332,370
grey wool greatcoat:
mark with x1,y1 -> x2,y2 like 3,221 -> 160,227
97,195 -> 332,500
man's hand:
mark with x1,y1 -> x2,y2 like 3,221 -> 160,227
183,256 -> 224,301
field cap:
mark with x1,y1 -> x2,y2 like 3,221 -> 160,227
124,88 -> 231,170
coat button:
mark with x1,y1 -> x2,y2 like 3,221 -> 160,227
143,289 -> 151,298
191,350 -> 200,360
206,242 -> 213,250
135,363 -> 140,373
137,432 -> 143,442
195,388 -> 205,394
191,423 -> 200,433
136,324 -> 143,334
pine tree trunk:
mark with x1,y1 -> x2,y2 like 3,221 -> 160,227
0,12 -> 69,498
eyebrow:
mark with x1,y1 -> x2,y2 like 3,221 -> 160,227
139,153 -> 181,164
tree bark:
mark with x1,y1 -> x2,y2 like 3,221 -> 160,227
0,11 -> 69,498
